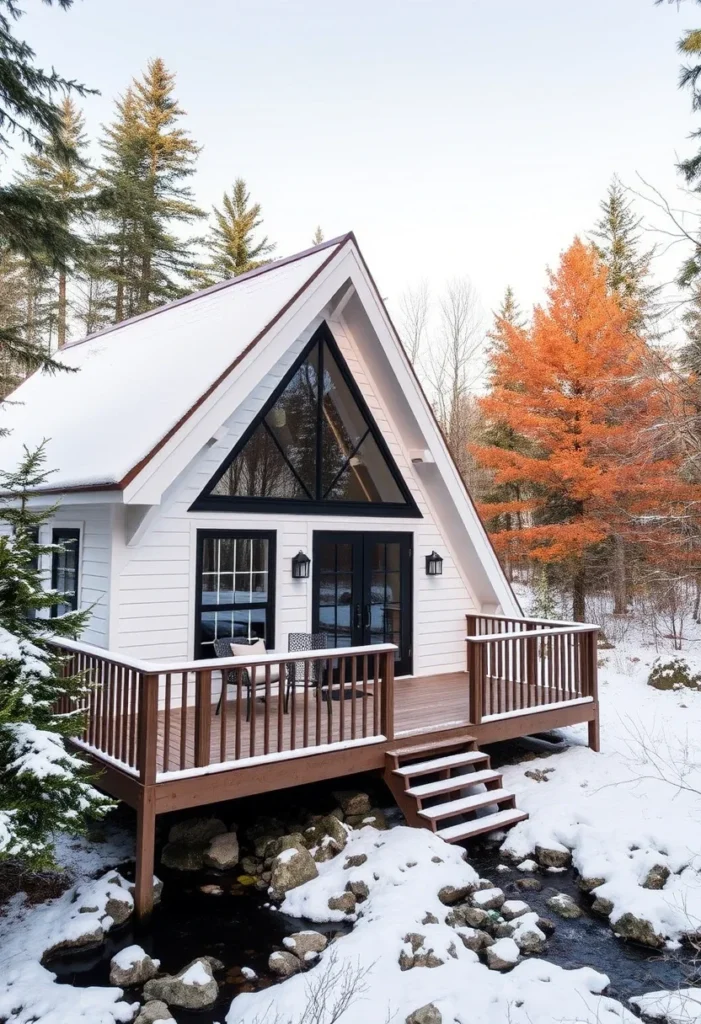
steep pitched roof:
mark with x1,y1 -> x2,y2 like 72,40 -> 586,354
0,236 -> 348,491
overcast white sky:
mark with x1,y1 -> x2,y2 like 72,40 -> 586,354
13,0 -> 699,325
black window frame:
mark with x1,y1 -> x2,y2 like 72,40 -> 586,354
51,527 -> 80,617
189,322 -> 422,519
194,529 -> 277,660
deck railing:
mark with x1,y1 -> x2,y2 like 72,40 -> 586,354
52,639 -> 396,782
465,613 -> 599,723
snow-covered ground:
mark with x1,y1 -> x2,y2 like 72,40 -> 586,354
501,641 -> 701,945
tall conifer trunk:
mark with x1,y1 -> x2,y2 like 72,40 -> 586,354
57,270 -> 66,348
612,535 -> 627,614
573,561 -> 586,622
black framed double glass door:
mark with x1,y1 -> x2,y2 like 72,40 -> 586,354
312,532 -> 412,676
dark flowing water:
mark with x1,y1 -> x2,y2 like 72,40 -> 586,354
48,766 -> 697,1021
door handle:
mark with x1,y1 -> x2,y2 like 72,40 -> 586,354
354,604 -> 361,631
364,605 -> 371,630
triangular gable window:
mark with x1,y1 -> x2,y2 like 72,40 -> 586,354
191,324 -> 420,517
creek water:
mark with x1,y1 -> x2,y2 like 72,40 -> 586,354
49,769 -> 697,1022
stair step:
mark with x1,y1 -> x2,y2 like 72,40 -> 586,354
389,736 -> 476,760
393,750 -> 491,779
418,788 -> 514,822
407,767 -> 500,799
437,808 -> 529,843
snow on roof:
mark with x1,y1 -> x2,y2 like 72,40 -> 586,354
0,237 -> 346,491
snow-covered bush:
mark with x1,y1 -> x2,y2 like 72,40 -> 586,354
647,655 -> 701,691
0,446 -> 112,868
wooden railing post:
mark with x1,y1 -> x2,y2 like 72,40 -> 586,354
137,672 -> 159,786
465,614 -> 476,672
467,640 -> 483,725
380,649 -> 395,740
526,623 -> 538,700
586,630 -> 600,752
194,669 -> 212,768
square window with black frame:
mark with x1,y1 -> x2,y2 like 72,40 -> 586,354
51,528 -> 80,617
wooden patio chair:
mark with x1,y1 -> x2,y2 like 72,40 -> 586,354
213,637 -> 281,721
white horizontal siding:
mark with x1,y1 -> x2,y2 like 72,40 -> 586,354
49,504 -> 112,647
113,318 -> 477,675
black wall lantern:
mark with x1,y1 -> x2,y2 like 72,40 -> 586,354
425,550 -> 443,576
292,550 -> 311,579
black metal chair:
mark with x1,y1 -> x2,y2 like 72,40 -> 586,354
285,632 -> 328,711
213,637 -> 279,721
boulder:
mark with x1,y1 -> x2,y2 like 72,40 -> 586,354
535,844 -> 571,869
358,808 -> 388,830
546,894 -> 582,920
344,853 -> 368,869
43,924 -> 104,959
268,951 -> 301,978
536,917 -> 556,936
144,957 -> 218,1010
485,937 -> 520,970
399,933 -> 444,971
283,931 -> 328,958
422,912 -> 439,925
168,817 -> 227,845
458,928 -> 493,952
501,900 -> 530,921
332,790 -> 371,817
438,884 -> 474,906
517,859 -> 539,872
642,864 -> 670,890
514,927 -> 547,955
406,1004 -> 442,1024
160,841 -> 208,872
109,944 -> 160,987
204,831 -> 240,870
134,1002 -> 173,1024
471,887 -> 505,911
328,892 -> 357,915
104,891 -> 133,927
591,896 -> 614,917
612,912 -> 665,948
270,845 -> 319,897
455,905 -> 491,929
515,877 -> 542,892
494,921 -> 516,938
578,876 -> 606,893
304,815 -> 348,853
345,879 -> 370,902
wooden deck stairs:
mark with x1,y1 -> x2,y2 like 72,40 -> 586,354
384,737 -> 528,843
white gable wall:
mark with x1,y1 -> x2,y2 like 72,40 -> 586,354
110,312 -> 478,680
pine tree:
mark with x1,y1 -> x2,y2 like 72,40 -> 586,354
0,0 -> 93,389
18,97 -> 92,347
474,240 -> 673,621
0,445 -> 112,867
203,178 -> 275,280
98,59 -> 203,321
312,226 -> 324,245
479,286 -> 530,577
591,176 -> 656,326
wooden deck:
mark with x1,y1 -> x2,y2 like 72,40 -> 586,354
53,611 -> 601,917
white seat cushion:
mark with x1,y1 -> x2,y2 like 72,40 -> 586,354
230,639 -> 280,685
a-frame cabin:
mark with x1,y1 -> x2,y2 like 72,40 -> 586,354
0,234 -> 599,915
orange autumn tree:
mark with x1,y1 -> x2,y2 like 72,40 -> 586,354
474,238 -> 675,621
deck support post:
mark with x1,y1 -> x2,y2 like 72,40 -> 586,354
134,785 -> 156,919
135,671 -> 159,918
